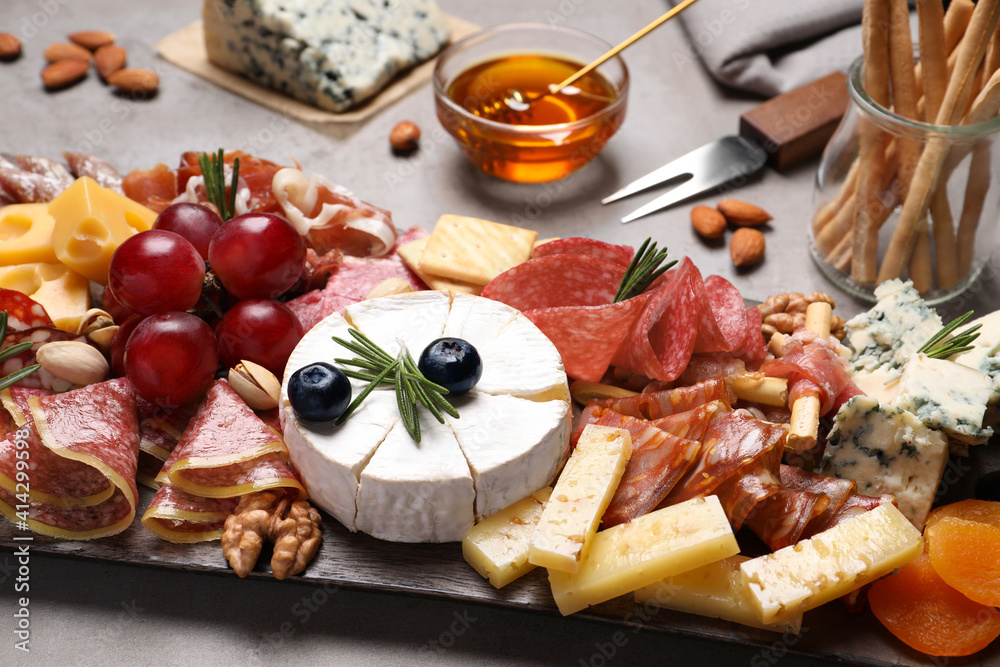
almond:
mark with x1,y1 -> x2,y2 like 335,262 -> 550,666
41,59 -> 89,89
389,121 -> 420,152
690,205 -> 727,239
68,30 -> 115,51
106,68 -> 159,94
94,44 -> 126,80
44,42 -> 92,62
717,199 -> 772,227
730,227 -> 766,267
0,32 -> 22,61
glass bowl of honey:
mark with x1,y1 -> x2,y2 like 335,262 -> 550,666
433,23 -> 629,183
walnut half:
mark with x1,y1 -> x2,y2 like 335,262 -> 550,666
222,490 -> 322,580
758,291 -> 845,340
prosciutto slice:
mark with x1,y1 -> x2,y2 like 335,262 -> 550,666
0,378 -> 139,539
762,329 -> 858,415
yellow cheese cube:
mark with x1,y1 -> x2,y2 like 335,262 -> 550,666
0,263 -> 90,332
740,503 -> 923,625
48,176 -> 157,284
0,203 -> 59,266
634,556 -> 802,633
528,424 -> 631,574
463,487 -> 551,589
548,495 -> 739,616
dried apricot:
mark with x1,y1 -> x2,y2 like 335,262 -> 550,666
926,515 -> 1000,607
926,498 -> 1000,529
869,553 -> 1000,657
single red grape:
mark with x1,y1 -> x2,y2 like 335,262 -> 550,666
153,203 -> 223,260
125,311 -> 219,407
110,313 -> 146,377
108,230 -> 205,315
208,213 -> 305,299
215,299 -> 303,376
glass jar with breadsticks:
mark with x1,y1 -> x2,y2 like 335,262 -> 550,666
811,0 -> 1000,304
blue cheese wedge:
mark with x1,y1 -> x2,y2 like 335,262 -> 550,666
280,292 -> 571,542
203,0 -> 451,113
844,279 -> 942,375
894,353 -> 993,445
821,395 -> 948,528
953,309 -> 1000,401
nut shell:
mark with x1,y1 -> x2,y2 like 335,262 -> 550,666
35,341 -> 109,387
229,360 -> 281,411
730,227 -> 766,267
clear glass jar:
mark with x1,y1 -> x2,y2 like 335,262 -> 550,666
811,55 -> 1000,304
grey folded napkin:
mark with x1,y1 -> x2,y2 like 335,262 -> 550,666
670,0 -> 868,96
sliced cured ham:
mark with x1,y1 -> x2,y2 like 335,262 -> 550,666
762,329 -> 858,416
0,378 -> 140,539
163,380 -> 305,500
63,152 -> 123,194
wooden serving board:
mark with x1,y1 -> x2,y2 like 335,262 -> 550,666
3,439 -> 1000,667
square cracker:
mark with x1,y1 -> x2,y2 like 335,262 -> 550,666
397,237 -> 482,295
418,215 -> 537,286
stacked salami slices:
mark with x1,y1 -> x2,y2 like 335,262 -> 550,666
482,239 -> 767,382
0,378 -> 140,540
141,379 -> 305,543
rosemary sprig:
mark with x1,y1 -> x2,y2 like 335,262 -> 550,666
613,238 -> 678,303
917,310 -> 981,359
197,149 -> 240,221
0,311 -> 40,391
331,329 -> 458,442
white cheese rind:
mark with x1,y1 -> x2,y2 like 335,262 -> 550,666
203,0 -> 451,112
355,411 -> 475,542
821,395 -> 948,528
740,504 -> 923,624
474,314 -> 570,403
894,353 -> 993,444
344,290 -> 451,358
446,392 -> 570,520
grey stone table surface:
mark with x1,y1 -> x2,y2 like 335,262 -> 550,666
0,1 -> 996,665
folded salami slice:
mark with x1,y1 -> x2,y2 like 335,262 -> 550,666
650,400 -> 727,441
1,288 -> 53,330
595,378 -> 734,421
587,407 -> 702,528
163,379 -> 305,500
482,254 -> 625,311
141,473 -> 239,543
531,238 -> 634,267
0,378 -> 140,539
135,396 -> 198,489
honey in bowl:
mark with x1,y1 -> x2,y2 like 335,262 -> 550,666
434,24 -> 629,184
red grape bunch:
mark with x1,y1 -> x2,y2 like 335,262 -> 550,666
107,203 -> 306,407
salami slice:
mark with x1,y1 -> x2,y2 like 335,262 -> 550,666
0,327 -> 88,391
596,377 -> 734,421
164,380 -> 305,500
650,400 -> 727,441
612,258 -> 701,381
1,289 -> 53,330
695,275 -> 749,354
483,255 -> 626,311
141,473 -> 239,543
523,295 -> 650,382
0,378 -> 140,539
531,237 -> 634,267
587,408 -> 702,528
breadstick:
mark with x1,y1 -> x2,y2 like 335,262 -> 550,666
828,230 -> 854,273
945,0 -> 977,54
877,0 -> 1000,283
853,0 -> 893,286
727,374 -> 788,407
813,159 -> 860,236
956,144 -> 992,276
816,191 -> 858,255
889,0 -> 922,202
929,187 -> 959,289
568,381 -> 636,405
917,0 -> 949,122
908,214 -> 934,293
786,302 -> 832,453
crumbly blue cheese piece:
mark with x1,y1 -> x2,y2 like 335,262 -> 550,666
894,353 -> 993,445
844,279 -> 942,375
203,0 -> 451,112
821,395 -> 948,528
953,309 -> 1000,401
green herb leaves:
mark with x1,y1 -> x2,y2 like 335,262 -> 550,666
613,238 -> 677,303
0,310 -> 40,391
198,149 -> 240,221
332,329 -> 458,442
918,311 -> 981,359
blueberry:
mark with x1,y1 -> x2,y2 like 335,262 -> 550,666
418,338 -> 483,395
288,362 -> 351,422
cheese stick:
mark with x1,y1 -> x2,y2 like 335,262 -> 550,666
786,302 -> 833,453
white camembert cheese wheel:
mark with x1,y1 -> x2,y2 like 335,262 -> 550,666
281,291 -> 572,543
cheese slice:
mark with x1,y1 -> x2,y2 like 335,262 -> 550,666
48,176 -> 157,284
634,556 -> 802,633
0,262 -> 89,332
529,424 -> 631,573
0,203 -> 59,266
355,409 -> 475,543
548,495 -> 739,616
463,487 -> 551,589
281,293 -> 571,543
894,353 -> 993,444
740,503 -> 923,625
